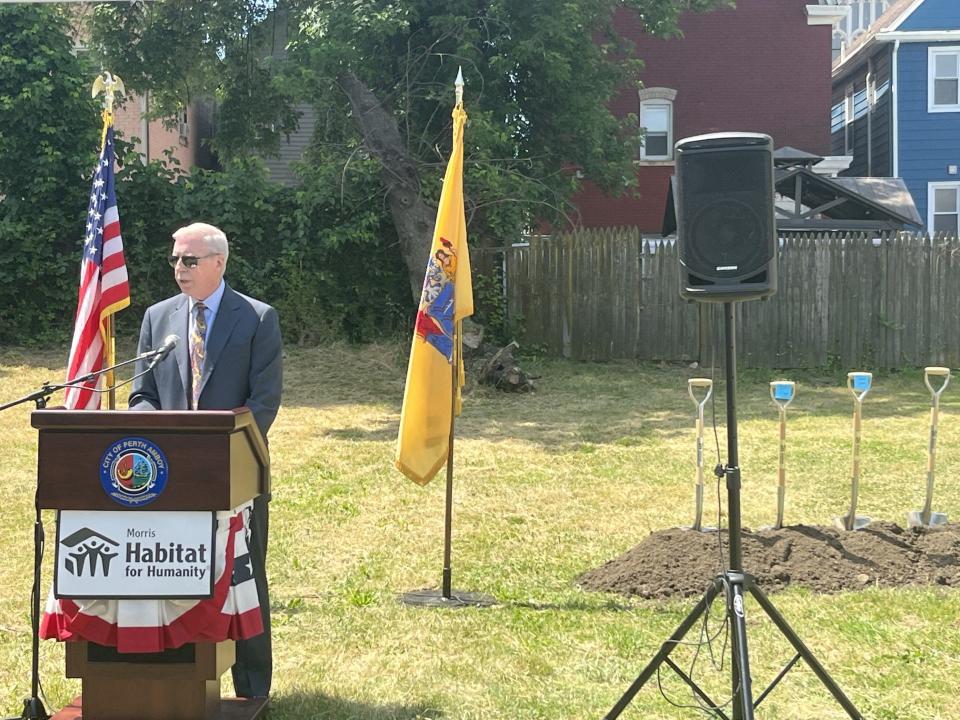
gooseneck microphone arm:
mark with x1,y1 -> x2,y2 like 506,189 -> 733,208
145,334 -> 179,370
0,336 -> 179,412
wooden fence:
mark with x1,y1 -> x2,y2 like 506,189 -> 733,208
504,230 -> 960,368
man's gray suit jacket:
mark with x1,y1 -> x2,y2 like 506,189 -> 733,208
128,284 -> 282,436
128,283 -> 281,696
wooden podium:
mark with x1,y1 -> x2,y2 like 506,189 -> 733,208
32,409 -> 271,720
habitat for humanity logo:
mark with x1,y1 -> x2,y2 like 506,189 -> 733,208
60,528 -> 120,577
99,436 -> 169,507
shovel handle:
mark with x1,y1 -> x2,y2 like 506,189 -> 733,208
846,400 -> 863,529
770,380 -> 796,409
847,372 -> 872,402
924,367 -> 951,398
688,379 -> 711,530
688,378 -> 713,409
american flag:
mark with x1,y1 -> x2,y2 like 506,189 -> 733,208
64,126 -> 130,410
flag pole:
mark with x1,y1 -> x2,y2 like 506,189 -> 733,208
400,68 -> 493,608
439,68 -> 467,599
441,324 -> 458,598
92,72 -> 124,410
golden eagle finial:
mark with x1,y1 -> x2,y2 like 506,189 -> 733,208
92,71 -> 125,114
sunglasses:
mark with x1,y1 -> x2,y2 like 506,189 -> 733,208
167,253 -> 218,269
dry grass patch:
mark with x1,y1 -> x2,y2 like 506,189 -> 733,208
0,344 -> 959,719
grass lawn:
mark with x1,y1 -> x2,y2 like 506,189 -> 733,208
1,343 -> 959,719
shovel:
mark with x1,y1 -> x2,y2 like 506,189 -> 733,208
688,378 -> 713,531
835,372 -> 872,531
908,366 -> 951,528
770,381 -> 796,530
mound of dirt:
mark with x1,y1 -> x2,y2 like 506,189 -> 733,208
577,522 -> 960,600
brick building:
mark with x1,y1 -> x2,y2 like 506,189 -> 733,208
571,0 -> 844,233
111,94 -> 215,171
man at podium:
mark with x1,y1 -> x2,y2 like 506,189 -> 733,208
128,221 -> 282,699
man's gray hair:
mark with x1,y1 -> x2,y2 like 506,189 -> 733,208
173,222 -> 230,261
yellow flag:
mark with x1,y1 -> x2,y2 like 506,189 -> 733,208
395,104 -> 473,485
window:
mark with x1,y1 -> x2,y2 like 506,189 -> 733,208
875,78 -> 890,101
930,183 -> 960,234
853,87 -> 869,120
929,47 -> 960,112
638,87 -> 676,162
830,102 -> 845,134
641,103 -> 671,159
844,85 -> 855,154
178,108 -> 189,145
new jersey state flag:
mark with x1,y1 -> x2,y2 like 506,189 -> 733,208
395,104 -> 473,485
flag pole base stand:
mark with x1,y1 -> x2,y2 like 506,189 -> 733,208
907,510 -> 948,529
400,589 -> 496,608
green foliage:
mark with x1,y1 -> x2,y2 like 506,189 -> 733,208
280,156 -> 412,344
1,103 -> 411,347
1,1 -> 733,347
114,155 -> 412,345
0,6 -> 99,200
88,1 -> 300,159
0,5 -> 101,344
111,140 -> 186,324
88,0 -> 731,253
471,269 -> 515,345
291,0 -> 647,239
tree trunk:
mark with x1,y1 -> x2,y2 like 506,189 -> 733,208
474,341 -> 536,393
338,70 -> 434,300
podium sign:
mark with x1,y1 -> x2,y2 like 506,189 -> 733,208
34,409 -> 270,720
55,510 -> 216,599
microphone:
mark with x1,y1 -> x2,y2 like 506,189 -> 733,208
146,334 -> 180,369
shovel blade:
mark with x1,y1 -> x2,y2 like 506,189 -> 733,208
833,515 -> 871,531
907,510 -> 948,528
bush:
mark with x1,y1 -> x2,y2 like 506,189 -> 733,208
0,4 -> 101,344
102,153 -> 411,347
0,5 -> 413,348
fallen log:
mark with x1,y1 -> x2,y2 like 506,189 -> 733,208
475,341 -> 536,392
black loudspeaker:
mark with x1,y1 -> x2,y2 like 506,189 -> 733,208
675,132 -> 777,302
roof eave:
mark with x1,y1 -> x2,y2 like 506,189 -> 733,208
878,30 -> 960,42
833,35 -> 888,80
806,5 -> 849,26
836,29 -> 960,80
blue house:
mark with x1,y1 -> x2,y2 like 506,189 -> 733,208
831,0 -> 960,233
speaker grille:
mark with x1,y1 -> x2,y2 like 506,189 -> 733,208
686,197 -> 767,276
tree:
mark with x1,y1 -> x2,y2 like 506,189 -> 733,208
88,0 -> 730,299
0,4 -> 101,343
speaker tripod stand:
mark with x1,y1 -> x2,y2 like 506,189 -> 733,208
604,303 -> 863,720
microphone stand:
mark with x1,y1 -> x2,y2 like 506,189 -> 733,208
0,347 -> 167,720
0,348 -> 162,413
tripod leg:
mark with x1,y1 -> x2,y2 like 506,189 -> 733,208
748,584 -> 863,719
663,657 -> 731,720
726,577 -> 755,720
604,579 -> 723,720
